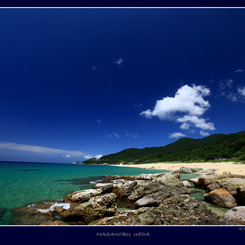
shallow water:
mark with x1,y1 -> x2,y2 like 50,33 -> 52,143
0,162 -> 229,225
179,173 -> 229,216
0,162 -> 166,225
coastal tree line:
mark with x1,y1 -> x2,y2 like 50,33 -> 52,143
83,131 -> 245,164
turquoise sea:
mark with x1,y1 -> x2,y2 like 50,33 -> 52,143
0,162 -> 228,225
0,161 -> 167,225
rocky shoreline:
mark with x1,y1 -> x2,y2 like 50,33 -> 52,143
10,171 -> 245,226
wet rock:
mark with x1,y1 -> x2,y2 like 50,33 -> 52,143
11,200 -> 70,225
204,189 -> 237,208
61,193 -> 117,224
182,180 -> 192,188
224,206 -> 245,225
11,202 -> 52,225
63,189 -> 101,203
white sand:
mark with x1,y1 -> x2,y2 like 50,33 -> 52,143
114,162 -> 245,175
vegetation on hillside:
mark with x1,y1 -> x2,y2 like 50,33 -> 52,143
82,131 -> 245,165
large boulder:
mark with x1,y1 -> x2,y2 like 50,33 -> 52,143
151,172 -> 183,188
204,189 -> 237,208
61,193 -> 117,224
195,174 -> 245,205
218,178 -> 245,204
201,168 -> 218,174
63,189 -> 101,203
224,206 -> 245,225
176,167 -> 203,174
90,195 -> 236,226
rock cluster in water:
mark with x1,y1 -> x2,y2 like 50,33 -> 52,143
11,172 -> 237,225
189,173 -> 245,224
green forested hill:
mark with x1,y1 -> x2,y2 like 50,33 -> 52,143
83,131 -> 245,164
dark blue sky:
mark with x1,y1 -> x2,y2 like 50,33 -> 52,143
0,8 -> 245,163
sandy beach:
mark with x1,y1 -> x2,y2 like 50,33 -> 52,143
114,162 -> 245,175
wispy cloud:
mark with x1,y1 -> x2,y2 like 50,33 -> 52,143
115,58 -> 123,67
221,91 -> 238,102
238,87 -> 245,97
125,131 -> 139,138
96,119 -> 101,124
64,154 -> 72,158
108,132 -> 120,138
0,142 -> 100,160
234,69 -> 244,73
169,132 -> 186,139
132,133 -> 139,138
218,79 -> 245,102
134,102 -> 143,108
91,66 -> 97,70
219,79 -> 234,90
140,84 -> 215,135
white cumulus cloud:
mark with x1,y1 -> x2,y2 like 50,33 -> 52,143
177,115 -> 215,131
200,131 -> 210,136
169,132 -> 186,139
140,84 -> 215,133
140,84 -> 210,120
84,154 -> 103,160
95,154 -> 103,159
